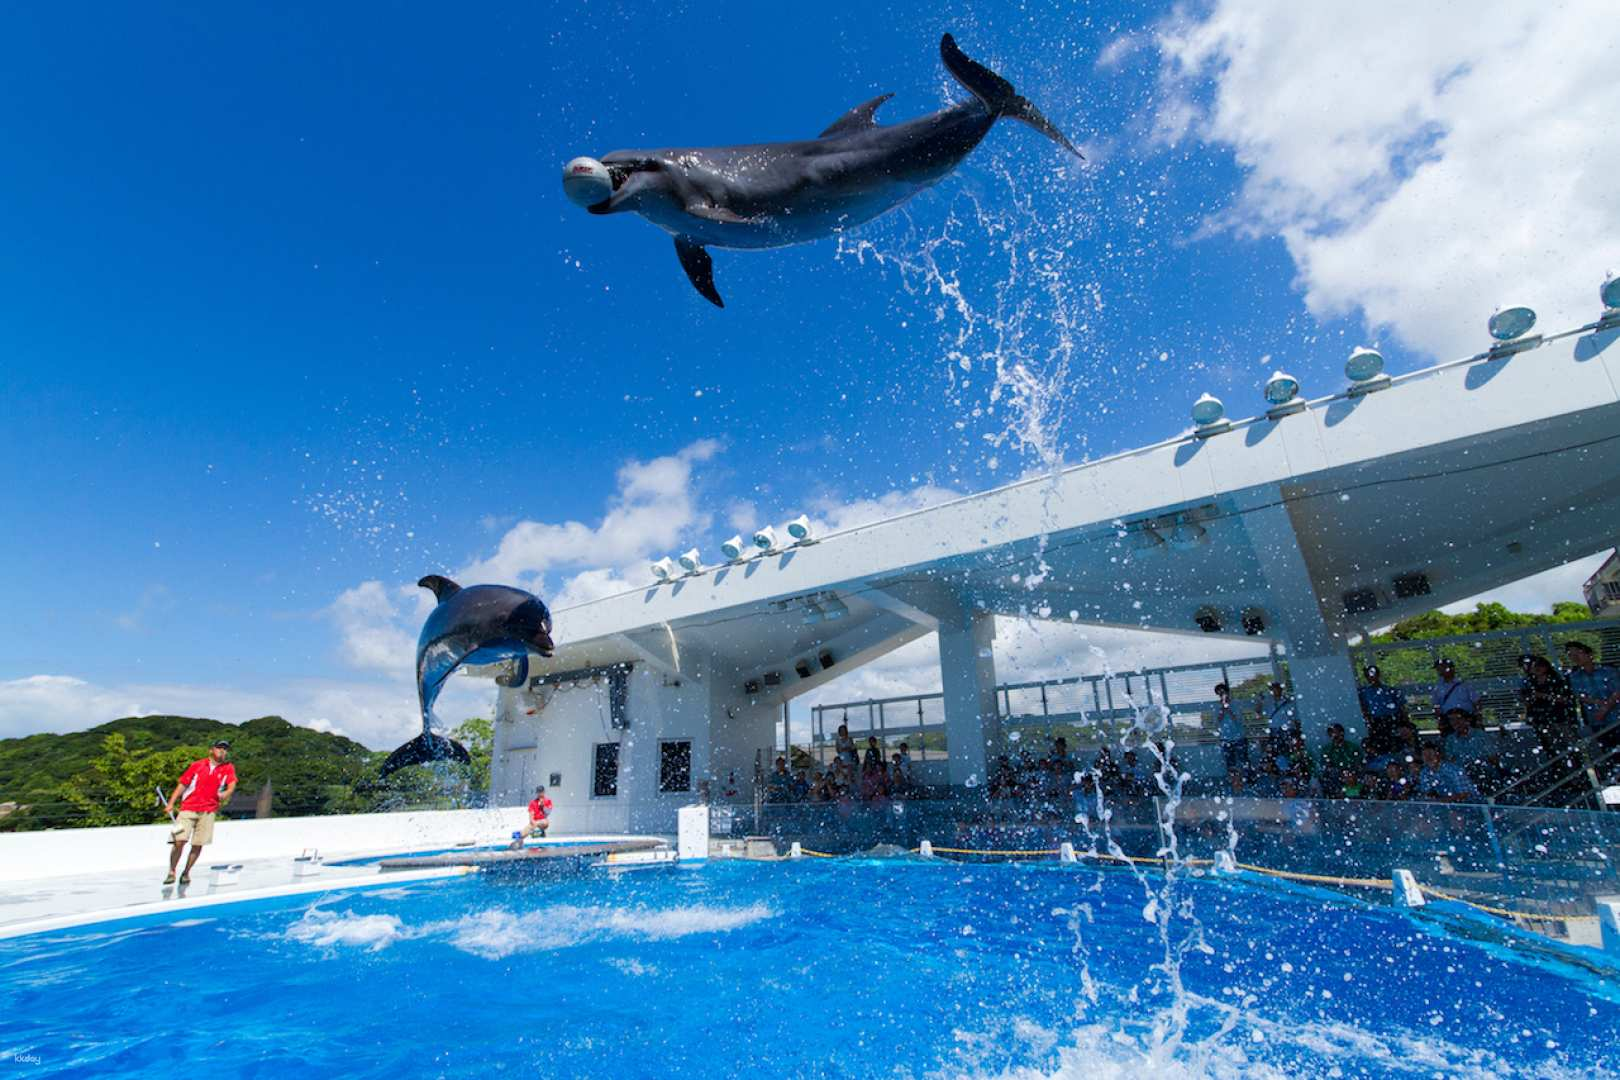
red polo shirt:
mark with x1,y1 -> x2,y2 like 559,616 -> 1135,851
177,759 -> 237,813
528,796 -> 552,823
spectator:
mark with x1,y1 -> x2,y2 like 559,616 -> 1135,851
897,741 -> 914,773
1441,709 -> 1502,793
807,770 -> 831,803
1357,664 -> 1408,757
834,724 -> 858,766
888,752 -> 913,796
1092,746 -> 1122,795
989,754 -> 1018,799
766,756 -> 794,802
1564,641 -> 1620,734
1119,750 -> 1153,797
1318,723 -> 1363,797
859,754 -> 888,802
1050,736 -> 1073,772
1249,756 -> 1283,798
1430,658 -> 1481,723
791,768 -> 811,802
1417,744 -> 1479,803
862,735 -> 884,771
1371,759 -> 1411,801
1213,682 -> 1250,775
1521,655 -> 1581,765
1262,682 -> 1299,757
1227,768 -> 1248,796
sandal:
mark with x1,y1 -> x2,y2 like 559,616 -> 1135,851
163,873 -> 176,885
178,874 -> 191,885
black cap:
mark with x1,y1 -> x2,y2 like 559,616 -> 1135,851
1433,657 -> 1454,669
211,739 -> 231,749
1363,664 -> 1379,676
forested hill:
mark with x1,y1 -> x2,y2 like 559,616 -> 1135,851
0,714 -> 494,832
0,715 -> 381,830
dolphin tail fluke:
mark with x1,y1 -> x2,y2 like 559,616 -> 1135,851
940,33 -> 1083,161
378,732 -> 472,779
674,236 -> 724,308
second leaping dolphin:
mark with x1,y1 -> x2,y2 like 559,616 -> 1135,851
564,34 -> 1082,308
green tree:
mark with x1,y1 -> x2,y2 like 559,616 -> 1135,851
451,717 -> 493,796
57,734 -> 207,827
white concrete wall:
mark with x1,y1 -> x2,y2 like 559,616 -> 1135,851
0,807 -> 531,883
493,662 -> 720,835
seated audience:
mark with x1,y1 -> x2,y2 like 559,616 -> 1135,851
1417,744 -> 1479,803
1440,709 -> 1503,793
1318,723 -> 1363,798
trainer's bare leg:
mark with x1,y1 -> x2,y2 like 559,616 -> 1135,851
167,839 -> 186,879
182,845 -> 204,879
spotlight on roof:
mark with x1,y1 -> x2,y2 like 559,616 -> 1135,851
677,548 -> 702,574
650,556 -> 676,582
1263,371 -> 1305,418
1598,271 -> 1620,331
720,535 -> 746,562
751,525 -> 777,552
1345,347 -> 1390,396
1190,393 -> 1230,436
1487,305 -> 1536,341
785,514 -> 814,544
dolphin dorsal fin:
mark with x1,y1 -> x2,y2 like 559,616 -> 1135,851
819,93 -> 894,138
418,575 -> 462,602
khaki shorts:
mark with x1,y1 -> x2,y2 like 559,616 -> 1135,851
171,811 -> 216,846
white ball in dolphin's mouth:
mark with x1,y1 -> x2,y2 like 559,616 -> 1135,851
562,156 -> 613,208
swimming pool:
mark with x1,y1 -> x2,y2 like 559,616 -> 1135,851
3,857 -> 1614,1078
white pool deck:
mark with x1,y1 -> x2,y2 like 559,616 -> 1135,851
0,809 -> 666,941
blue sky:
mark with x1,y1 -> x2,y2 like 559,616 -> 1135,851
3,2 -> 1612,744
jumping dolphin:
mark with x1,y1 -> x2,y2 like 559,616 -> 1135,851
378,575 -> 556,778
565,34 -> 1082,307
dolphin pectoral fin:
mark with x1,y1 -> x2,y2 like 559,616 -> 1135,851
418,575 -> 462,601
940,33 -> 1083,161
495,652 -> 530,689
674,237 -> 724,308
819,93 -> 895,138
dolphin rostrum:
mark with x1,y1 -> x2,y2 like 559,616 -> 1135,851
378,575 -> 556,778
568,34 -> 1082,307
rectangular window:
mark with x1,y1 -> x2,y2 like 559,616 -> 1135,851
592,743 -> 620,798
658,740 -> 692,793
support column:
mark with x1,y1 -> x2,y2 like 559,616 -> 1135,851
1244,500 -> 1363,747
938,610 -> 999,787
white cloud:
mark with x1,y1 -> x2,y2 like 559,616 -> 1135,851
0,671 -> 493,749
457,439 -> 722,593
1156,1 -> 1620,360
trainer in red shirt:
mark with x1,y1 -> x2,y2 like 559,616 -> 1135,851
163,740 -> 238,885
517,785 -> 552,844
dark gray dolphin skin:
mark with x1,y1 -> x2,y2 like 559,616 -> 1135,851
577,34 -> 1081,307
378,575 -> 555,778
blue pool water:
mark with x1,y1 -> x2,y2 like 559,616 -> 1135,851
3,859 -> 1616,1078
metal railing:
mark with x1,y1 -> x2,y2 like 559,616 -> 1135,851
801,617 -> 1620,763
806,653 -> 1284,758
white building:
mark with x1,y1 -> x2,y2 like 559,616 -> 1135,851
482,307 -> 1620,833
1585,550 -> 1620,618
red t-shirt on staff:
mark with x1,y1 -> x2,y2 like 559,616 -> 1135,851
528,796 -> 552,823
177,759 -> 237,813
